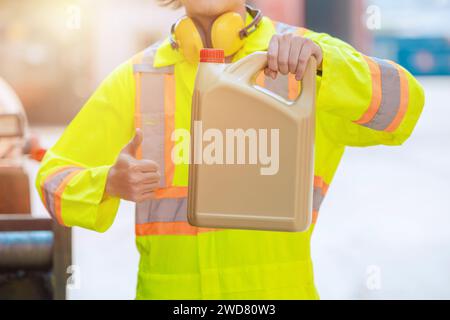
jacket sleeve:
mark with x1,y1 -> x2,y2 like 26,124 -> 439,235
35,60 -> 135,232
305,30 -> 425,147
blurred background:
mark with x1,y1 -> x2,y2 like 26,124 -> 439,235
0,0 -> 449,299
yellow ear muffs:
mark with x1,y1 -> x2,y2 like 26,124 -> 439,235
173,17 -> 205,64
170,5 -> 262,63
211,12 -> 246,57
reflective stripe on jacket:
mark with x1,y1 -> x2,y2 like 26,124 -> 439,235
36,13 -> 425,299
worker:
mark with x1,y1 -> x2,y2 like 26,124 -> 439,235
36,0 -> 425,299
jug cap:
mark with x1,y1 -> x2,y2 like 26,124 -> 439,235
200,49 -> 225,63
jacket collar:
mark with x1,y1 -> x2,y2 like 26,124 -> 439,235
153,14 -> 276,68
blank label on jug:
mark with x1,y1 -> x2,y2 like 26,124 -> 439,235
171,120 -> 280,176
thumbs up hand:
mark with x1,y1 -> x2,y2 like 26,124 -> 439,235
105,129 -> 161,202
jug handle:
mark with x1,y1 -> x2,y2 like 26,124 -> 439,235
224,51 -> 317,105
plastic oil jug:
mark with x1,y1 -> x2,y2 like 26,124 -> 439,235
187,49 -> 316,232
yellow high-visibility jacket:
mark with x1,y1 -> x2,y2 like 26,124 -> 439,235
36,14 -> 425,299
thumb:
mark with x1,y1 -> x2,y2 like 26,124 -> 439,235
122,128 -> 143,157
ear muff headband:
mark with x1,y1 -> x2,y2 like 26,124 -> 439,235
170,5 -> 262,63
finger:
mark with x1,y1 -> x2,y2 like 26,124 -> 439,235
288,37 -> 304,74
138,191 -> 156,202
277,34 -> 291,75
122,129 -> 143,157
264,68 -> 277,79
139,171 -> 161,184
134,159 -> 159,173
264,67 -> 271,77
131,171 -> 160,185
267,35 -> 279,77
264,67 -> 277,80
296,43 -> 313,81
269,69 -> 278,79
311,42 -> 324,67
141,182 -> 160,193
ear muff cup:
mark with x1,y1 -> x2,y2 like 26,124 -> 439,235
211,12 -> 246,57
173,17 -> 205,64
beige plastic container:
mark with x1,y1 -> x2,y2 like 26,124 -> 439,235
188,51 -> 316,232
